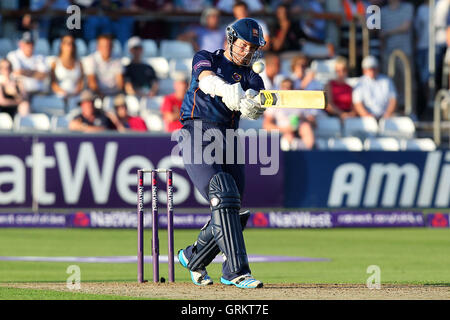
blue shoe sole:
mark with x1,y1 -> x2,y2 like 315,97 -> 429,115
220,277 -> 263,289
178,249 -> 212,286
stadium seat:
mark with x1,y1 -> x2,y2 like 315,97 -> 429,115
328,137 -> 363,151
31,95 -> 65,116
141,96 -> 164,112
315,138 -> 329,150
34,38 -> 50,56
363,137 -> 400,151
75,38 -> 88,57
50,115 -> 70,131
343,117 -> 379,138
0,38 -> 13,57
401,138 -> 437,151
88,39 -> 122,57
0,112 -> 13,130
14,113 -> 50,131
300,41 -> 330,59
141,39 -> 158,58
67,96 -> 81,112
158,78 -> 174,95
310,58 -> 336,85
379,116 -> 415,139
102,96 -> 114,111
280,58 -> 292,76
160,40 -> 194,59
144,112 -> 164,132
315,117 -> 342,138
147,57 -> 170,79
125,95 -> 141,116
169,58 -> 192,78
51,39 -> 61,56
52,38 -> 87,57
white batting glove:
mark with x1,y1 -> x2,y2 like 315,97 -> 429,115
219,82 -> 245,111
245,89 -> 259,99
239,97 -> 265,120
198,75 -> 245,112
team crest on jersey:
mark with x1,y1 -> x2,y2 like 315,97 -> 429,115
232,72 -> 242,82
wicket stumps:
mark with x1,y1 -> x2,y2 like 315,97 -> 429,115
137,169 -> 174,283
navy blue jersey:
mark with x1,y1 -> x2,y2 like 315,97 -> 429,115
180,49 -> 265,128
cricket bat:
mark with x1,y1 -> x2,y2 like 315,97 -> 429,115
256,90 -> 326,109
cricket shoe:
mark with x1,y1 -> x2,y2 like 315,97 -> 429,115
220,274 -> 263,289
178,249 -> 213,286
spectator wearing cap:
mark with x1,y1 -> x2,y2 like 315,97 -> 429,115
0,58 -> 30,118
352,56 -> 397,119
69,90 -> 122,132
50,34 -> 84,98
177,8 -> 225,52
124,36 -> 159,98
7,32 -> 49,96
113,94 -> 148,132
160,73 -> 187,132
325,56 -> 356,120
84,34 -> 124,99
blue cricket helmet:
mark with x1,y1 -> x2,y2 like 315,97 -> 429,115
226,18 -> 266,47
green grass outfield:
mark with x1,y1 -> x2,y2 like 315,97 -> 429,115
0,228 -> 449,299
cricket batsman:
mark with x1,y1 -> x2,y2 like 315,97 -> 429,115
176,18 -> 266,288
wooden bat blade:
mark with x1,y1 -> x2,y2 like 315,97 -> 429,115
258,90 -> 326,109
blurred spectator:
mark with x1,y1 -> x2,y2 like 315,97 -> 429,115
325,56 -> 356,119
289,54 -> 322,90
414,0 -> 430,116
135,0 -> 173,40
69,89 -> 120,132
270,4 -> 304,53
174,0 -> 213,12
352,56 -> 397,119
435,0 -> 450,90
7,32 -> 49,96
263,78 -> 316,150
84,34 -> 124,98
217,0 -> 264,14
297,0 -> 327,43
160,73 -> 187,132
17,13 -> 40,41
259,53 -> 284,90
29,0 -> 73,41
446,9 -> 450,88
50,34 -> 85,98
178,8 -> 225,52
124,36 -> 158,97
0,58 -> 30,117
83,0 -> 134,47
112,94 -> 148,131
380,0 -> 414,72
232,1 -> 270,50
